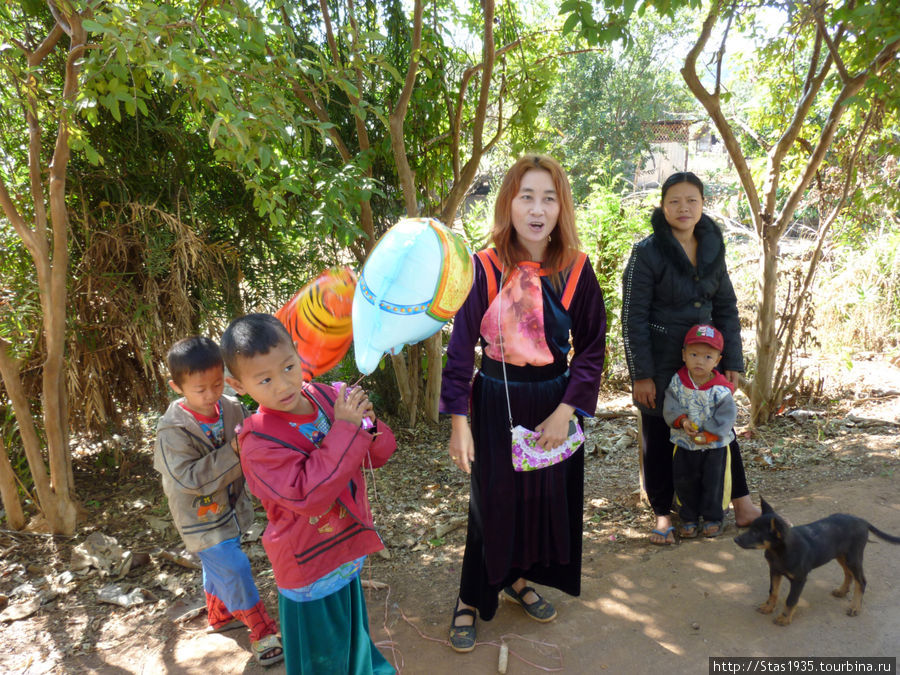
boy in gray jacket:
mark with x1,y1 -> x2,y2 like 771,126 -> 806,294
663,325 -> 737,539
154,337 -> 282,666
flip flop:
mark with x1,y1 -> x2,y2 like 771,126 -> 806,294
206,618 -> 243,634
703,520 -> 723,538
679,522 -> 699,539
649,526 -> 675,545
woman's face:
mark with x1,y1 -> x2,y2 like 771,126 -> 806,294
510,168 -> 560,260
662,181 -> 704,235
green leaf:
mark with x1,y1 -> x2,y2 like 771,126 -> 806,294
81,19 -> 107,33
562,13 -> 582,36
208,117 -> 223,147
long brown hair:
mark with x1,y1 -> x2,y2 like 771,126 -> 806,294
492,155 -> 580,282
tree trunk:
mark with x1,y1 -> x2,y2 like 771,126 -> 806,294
389,351 -> 413,425
423,332 -> 442,423
0,9 -> 86,534
0,341 -> 76,533
0,436 -> 26,531
750,233 -> 780,425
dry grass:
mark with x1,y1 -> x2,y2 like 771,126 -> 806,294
65,202 -> 237,435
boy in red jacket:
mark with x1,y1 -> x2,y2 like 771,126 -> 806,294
221,313 -> 397,675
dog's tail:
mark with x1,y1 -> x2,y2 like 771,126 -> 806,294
867,524 -> 900,544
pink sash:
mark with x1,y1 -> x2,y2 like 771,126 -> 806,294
479,263 -> 554,367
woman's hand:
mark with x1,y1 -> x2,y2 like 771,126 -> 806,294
448,414 -> 474,474
534,403 -> 575,452
633,378 -> 657,408
724,370 -> 741,387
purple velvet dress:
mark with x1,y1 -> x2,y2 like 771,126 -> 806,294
440,250 -> 607,620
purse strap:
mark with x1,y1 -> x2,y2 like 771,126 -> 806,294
496,282 -> 515,432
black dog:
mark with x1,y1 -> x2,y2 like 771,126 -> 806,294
734,497 -> 900,625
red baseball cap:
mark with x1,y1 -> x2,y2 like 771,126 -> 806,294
683,324 -> 724,351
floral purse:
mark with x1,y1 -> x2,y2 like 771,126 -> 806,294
510,416 -> 584,472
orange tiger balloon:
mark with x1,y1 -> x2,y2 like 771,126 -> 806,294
275,266 -> 357,381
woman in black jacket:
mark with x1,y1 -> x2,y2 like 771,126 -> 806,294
622,172 -> 760,544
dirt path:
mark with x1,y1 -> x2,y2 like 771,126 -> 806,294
49,476 -> 896,674
365,476 -> 899,674
3,357 -> 898,674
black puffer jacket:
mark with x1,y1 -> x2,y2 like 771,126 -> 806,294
622,208 -> 743,416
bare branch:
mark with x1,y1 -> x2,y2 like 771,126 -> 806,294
773,33 -> 899,238
468,0 -> 495,159
345,0 -> 376,252
0,177 -> 39,255
439,0 -> 498,224
389,0 -> 424,216
766,6 -> 848,178
26,56 -> 50,256
531,47 -> 603,69
802,30 -> 822,95
28,23 -> 65,67
681,1 -> 762,229
762,43 -> 834,218
730,115 -> 771,152
193,0 -> 211,23
812,5 -> 850,84
318,0 -> 342,67
773,101 -> 878,391
450,35 -> 515,181
47,1 -> 73,36
820,101 -> 878,229
284,72 -> 352,161
713,10 -> 734,97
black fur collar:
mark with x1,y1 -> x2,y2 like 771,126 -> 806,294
650,207 -> 725,276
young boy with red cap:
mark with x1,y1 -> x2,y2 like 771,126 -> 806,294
663,324 -> 737,539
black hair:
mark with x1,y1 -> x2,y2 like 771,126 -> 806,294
220,313 -> 292,377
661,171 -> 705,201
166,336 -> 223,385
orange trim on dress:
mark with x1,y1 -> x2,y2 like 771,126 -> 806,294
476,248 -> 587,311
560,252 -> 587,310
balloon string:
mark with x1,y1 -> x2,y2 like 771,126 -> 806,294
370,580 -> 564,673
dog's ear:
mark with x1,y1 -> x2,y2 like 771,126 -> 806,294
761,497 -> 774,515
770,514 -> 790,539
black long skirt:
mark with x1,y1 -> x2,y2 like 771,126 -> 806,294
458,357 -> 583,621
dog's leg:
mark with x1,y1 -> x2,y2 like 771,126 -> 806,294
847,576 -> 865,616
775,576 -> 806,626
758,571 -> 782,615
832,556 -> 852,598
844,554 -> 867,617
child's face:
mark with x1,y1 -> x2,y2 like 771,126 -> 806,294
682,342 -> 722,383
226,338 -> 308,415
169,366 -> 225,418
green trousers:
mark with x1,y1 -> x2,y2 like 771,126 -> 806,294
278,576 -> 395,674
